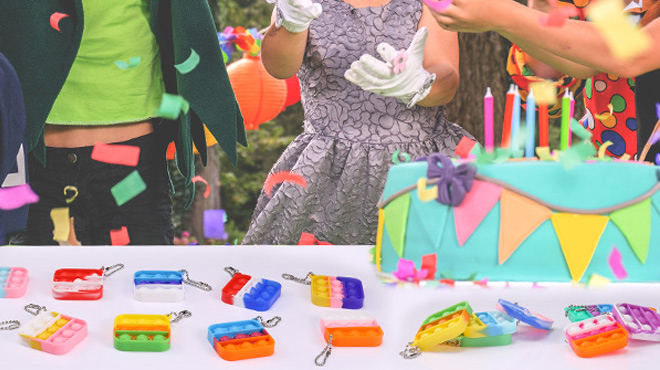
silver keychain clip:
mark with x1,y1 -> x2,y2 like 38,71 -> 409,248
0,320 -> 20,330
168,310 -> 192,323
282,271 -> 314,285
399,341 -> 421,359
224,266 -> 240,277
315,334 -> 333,366
254,316 -> 282,328
179,269 -> 212,291
24,304 -> 47,316
102,263 -> 125,277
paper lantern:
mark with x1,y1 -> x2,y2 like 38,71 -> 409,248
227,54 -> 287,130
284,75 -> 301,108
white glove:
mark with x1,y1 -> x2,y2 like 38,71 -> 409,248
266,0 -> 323,33
344,27 -> 436,108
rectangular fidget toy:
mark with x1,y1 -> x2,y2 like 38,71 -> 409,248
113,314 -> 171,352
0,267 -> 28,298
463,311 -> 517,338
52,268 -> 104,300
458,334 -> 513,348
134,270 -> 185,302
310,275 -> 364,309
412,302 -> 472,351
611,303 -> 660,341
208,319 -> 275,361
565,315 -> 628,358
221,273 -> 282,311
496,299 -> 553,330
18,311 -> 88,355
565,304 -> 614,322
320,312 -> 384,347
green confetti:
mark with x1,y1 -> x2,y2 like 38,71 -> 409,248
174,49 -> 200,74
391,150 -> 411,164
155,93 -> 189,120
559,142 -> 597,170
570,118 -> 593,140
111,170 -> 147,206
114,56 -> 141,70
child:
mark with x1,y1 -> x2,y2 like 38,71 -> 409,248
0,1 -> 246,245
243,0 -> 472,245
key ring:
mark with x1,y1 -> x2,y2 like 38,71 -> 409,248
224,267 -> 240,277
315,334 -> 333,366
102,263 -> 125,277
24,304 -> 47,316
399,341 -> 421,359
179,269 -> 213,291
282,271 -> 314,285
168,310 -> 192,323
0,320 -> 20,330
255,316 -> 282,328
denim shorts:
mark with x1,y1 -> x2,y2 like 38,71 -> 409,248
12,132 -> 173,245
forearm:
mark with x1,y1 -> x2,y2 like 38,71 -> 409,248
512,39 -> 599,79
417,64 -> 458,106
261,24 -> 308,79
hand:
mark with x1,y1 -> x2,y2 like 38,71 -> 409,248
344,27 -> 436,108
266,0 -> 323,33
424,0 -> 505,33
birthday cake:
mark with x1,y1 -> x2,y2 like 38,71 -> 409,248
373,152 -> 660,283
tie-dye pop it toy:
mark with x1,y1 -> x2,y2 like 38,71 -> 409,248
611,303 -> 660,342
18,304 -> 87,355
222,267 -> 281,311
52,264 -> 124,300
113,311 -> 191,352
565,315 -> 628,358
565,304 -> 614,322
133,269 -> 212,302
496,299 -> 553,330
282,272 -> 365,309
0,267 -> 28,298
208,316 -> 281,361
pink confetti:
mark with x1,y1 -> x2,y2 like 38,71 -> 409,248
91,142 -> 140,166
192,175 -> 210,198
264,171 -> 307,197
50,12 -> 69,32
538,0 -> 579,27
110,226 -> 130,246
609,246 -> 628,280
0,184 -> 39,210
423,0 -> 452,12
656,102 -> 660,120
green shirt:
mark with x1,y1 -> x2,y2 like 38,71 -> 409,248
46,0 -> 165,125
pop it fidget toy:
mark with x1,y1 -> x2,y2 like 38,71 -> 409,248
412,301 -> 473,351
52,263 -> 124,300
18,304 -> 88,355
113,311 -> 190,352
0,267 -> 28,298
565,315 -> 628,358
133,269 -> 212,302
496,299 -> 553,330
208,316 -> 281,361
565,304 -> 614,322
612,303 -> 660,342
282,272 -> 365,309
320,312 -> 384,347
222,267 -> 281,311
464,311 -> 517,338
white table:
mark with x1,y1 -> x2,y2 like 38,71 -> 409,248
1,246 -> 659,369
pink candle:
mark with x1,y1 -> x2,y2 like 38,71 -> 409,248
568,90 -> 575,146
484,87 -> 494,152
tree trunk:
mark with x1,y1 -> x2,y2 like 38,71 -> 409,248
185,147 -> 221,243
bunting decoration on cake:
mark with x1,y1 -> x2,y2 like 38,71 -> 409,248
384,192 -> 411,257
411,188 -> 449,250
454,180 -> 503,246
551,213 -> 609,282
609,198 -> 651,263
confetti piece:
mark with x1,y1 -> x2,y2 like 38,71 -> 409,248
110,170 -> 146,206
110,226 -> 130,246
50,12 -> 69,32
559,142 -> 596,170
608,246 -> 628,280
656,103 -> 660,120
595,104 -> 614,122
597,141 -> 613,158
0,184 -> 39,210
174,49 -> 200,74
455,136 -> 477,158
473,278 -> 488,287
264,171 -> 307,197
114,56 -> 141,70
51,207 -> 70,242
535,146 -> 557,161
538,0 -> 579,28
416,178 -> 438,202
650,130 -> 660,146
204,209 -> 228,239
570,118 -> 592,140
423,0 -> 452,12
656,153 -> 660,165
63,185 -> 78,204
155,93 -> 189,120
91,142 -> 140,166
391,150 -> 411,164
588,0 -> 652,60
192,175 -> 210,198
587,273 -> 610,287
58,217 -> 81,246
620,153 -> 631,161
529,81 -> 558,105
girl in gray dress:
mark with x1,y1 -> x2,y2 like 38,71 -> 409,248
243,0 -> 472,245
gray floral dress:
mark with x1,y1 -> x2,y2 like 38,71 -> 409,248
243,0 -> 472,245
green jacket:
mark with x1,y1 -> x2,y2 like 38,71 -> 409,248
0,0 -> 247,206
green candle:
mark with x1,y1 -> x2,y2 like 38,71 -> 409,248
560,88 -> 571,150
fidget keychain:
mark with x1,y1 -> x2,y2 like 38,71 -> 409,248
565,315 -> 628,357
496,299 -> 553,330
611,303 -> 660,342
221,267 -> 281,311
113,310 -> 191,352
0,267 -> 29,298
17,303 -> 88,355
133,269 -> 212,302
282,272 -> 364,309
208,315 -> 282,361
52,263 -> 124,300
564,304 -> 614,322
314,312 -> 384,366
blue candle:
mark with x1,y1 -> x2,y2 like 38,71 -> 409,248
525,89 -> 536,158
511,86 -> 521,153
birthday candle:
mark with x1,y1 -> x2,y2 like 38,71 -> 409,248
501,84 -> 515,148
539,101 -> 549,147
560,88 -> 571,150
525,89 -> 536,158
511,86 -> 521,152
569,91 -> 575,146
484,87 -> 494,152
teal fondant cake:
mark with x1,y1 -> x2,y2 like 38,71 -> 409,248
374,154 -> 660,283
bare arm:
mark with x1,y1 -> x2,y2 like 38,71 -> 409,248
261,10 -> 308,79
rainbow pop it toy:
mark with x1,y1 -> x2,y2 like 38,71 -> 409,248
0,267 -> 28,298
18,311 -> 87,355
221,269 -> 281,312
565,315 -> 628,358
565,304 -> 614,322
113,314 -> 173,352
208,318 -> 277,361
496,299 -> 553,330
310,275 -> 364,309
320,312 -> 384,347
612,303 -> 660,342
412,302 -> 472,351
52,264 -> 123,300
134,270 -> 185,302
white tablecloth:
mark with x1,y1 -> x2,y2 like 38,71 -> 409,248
1,245 -> 659,369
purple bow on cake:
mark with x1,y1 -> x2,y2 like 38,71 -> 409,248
416,153 -> 476,206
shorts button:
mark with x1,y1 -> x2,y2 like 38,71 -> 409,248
67,153 -> 78,164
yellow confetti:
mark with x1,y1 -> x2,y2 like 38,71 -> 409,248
529,81 -> 557,105
535,146 -> 558,161
595,104 -> 614,122
588,0 -> 652,60
620,153 -> 631,161
51,207 -> 70,242
597,141 -> 613,158
587,273 -> 611,287
416,178 -> 438,202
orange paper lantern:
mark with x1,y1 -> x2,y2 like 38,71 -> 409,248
284,75 -> 301,108
227,54 -> 287,130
